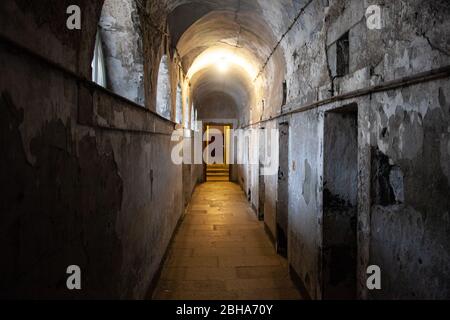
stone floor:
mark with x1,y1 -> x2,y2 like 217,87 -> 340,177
153,182 -> 302,300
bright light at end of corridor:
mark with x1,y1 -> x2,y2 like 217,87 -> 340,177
217,57 -> 229,73
186,48 -> 258,80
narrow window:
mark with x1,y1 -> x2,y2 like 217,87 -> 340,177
91,28 -> 107,87
282,80 -> 287,106
194,109 -> 198,131
156,55 -> 171,119
175,84 -> 183,124
190,105 -> 195,130
185,96 -> 190,128
336,32 -> 350,76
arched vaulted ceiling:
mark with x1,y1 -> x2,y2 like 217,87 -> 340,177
191,66 -> 252,110
162,0 -> 300,120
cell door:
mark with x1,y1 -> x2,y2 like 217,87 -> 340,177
277,123 -> 289,258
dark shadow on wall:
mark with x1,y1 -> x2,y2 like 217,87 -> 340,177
0,91 -> 124,299
368,104 -> 450,299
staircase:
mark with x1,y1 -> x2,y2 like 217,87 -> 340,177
206,164 -> 230,182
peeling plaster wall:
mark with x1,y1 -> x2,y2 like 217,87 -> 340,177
235,0 -> 450,299
287,110 -> 323,299
364,79 -> 450,299
262,121 -> 279,242
0,0 -> 102,78
0,0 -> 201,299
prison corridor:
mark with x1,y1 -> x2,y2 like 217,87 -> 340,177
153,182 -> 301,300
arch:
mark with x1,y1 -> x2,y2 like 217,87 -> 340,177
97,0 -> 145,105
175,84 -> 183,124
156,55 -> 171,119
167,2 -> 287,124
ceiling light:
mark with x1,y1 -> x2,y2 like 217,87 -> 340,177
217,57 -> 229,73
186,48 -> 258,80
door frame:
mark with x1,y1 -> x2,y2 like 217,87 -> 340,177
203,122 -> 234,181
276,121 -> 289,258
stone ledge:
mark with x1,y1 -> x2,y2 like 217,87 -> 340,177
78,81 -> 175,135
